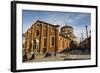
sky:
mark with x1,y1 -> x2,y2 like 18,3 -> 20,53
22,10 -> 91,42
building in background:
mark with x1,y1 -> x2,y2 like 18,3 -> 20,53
80,36 -> 91,49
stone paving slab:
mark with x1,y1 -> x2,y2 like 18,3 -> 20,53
24,54 -> 91,63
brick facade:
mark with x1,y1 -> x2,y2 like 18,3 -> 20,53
23,20 -> 74,57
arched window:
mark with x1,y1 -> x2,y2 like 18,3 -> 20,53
36,30 -> 39,36
51,37 -> 55,46
44,38 -> 46,47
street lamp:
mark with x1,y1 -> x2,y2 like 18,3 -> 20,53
85,25 -> 89,49
85,25 -> 88,39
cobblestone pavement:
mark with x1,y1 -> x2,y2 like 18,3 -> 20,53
24,53 -> 91,63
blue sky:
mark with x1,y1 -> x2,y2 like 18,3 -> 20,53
22,10 -> 91,42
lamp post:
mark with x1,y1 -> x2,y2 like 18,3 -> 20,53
80,37 -> 81,48
85,25 -> 89,49
81,33 -> 84,48
85,25 -> 88,39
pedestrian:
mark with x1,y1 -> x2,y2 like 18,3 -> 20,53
30,51 -> 35,60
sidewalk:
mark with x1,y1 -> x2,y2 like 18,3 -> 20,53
25,53 -> 91,63
64,54 -> 91,60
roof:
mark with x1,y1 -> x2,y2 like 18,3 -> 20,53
59,34 -> 72,40
24,20 -> 60,35
34,20 -> 60,28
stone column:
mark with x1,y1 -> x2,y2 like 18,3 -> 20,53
39,24 -> 43,53
25,31 -> 28,54
46,25 -> 49,53
26,30 -> 31,59
55,27 -> 59,56
26,31 -> 29,53
31,26 -> 34,52
34,25 -> 37,53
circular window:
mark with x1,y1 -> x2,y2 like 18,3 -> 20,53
37,24 -> 40,27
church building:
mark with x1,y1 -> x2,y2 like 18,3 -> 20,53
23,20 -> 76,58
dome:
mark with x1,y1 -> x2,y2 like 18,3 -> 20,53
61,24 -> 73,29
